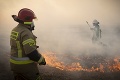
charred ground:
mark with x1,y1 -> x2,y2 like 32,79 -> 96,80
1,49 -> 120,80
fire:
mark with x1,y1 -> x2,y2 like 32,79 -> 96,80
42,51 -> 65,70
108,57 -> 120,71
42,51 -> 120,72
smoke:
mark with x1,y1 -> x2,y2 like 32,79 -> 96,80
0,0 -> 120,57
37,24 -> 120,56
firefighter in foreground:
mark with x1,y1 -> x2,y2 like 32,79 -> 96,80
10,8 -> 46,80
90,19 -> 102,44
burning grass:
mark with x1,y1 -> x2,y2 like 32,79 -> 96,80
42,51 -> 120,72
38,51 -> 120,80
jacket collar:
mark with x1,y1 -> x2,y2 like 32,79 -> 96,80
18,23 -> 31,30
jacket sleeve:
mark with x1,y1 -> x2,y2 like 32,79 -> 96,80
21,29 -> 46,64
21,30 -> 37,54
27,49 -> 41,62
27,49 -> 46,64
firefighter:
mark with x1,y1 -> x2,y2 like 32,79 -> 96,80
90,19 -> 101,44
10,8 -> 46,80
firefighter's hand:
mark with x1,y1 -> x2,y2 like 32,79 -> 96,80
38,56 -> 46,65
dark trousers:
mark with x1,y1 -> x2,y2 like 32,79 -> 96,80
13,71 -> 41,80
10,63 -> 41,80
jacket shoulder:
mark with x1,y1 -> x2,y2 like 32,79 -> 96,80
11,24 -> 33,40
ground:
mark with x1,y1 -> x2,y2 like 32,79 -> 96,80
0,52 -> 120,80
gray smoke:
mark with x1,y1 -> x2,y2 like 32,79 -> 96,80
0,0 -> 120,64
37,24 -> 120,56
0,0 -> 120,60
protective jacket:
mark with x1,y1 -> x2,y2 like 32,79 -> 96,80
10,23 -> 40,79
91,25 -> 101,43
10,23 -> 38,63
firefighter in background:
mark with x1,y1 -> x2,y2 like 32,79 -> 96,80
90,19 -> 102,44
10,8 -> 46,80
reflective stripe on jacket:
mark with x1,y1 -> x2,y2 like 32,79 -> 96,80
10,56 -> 34,64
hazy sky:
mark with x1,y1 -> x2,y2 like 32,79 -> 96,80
0,0 -> 120,27
0,0 -> 120,54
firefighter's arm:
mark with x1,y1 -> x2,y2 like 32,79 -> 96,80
21,30 -> 46,65
27,50 -> 46,65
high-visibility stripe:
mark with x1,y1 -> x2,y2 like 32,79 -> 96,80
11,56 -> 30,61
10,59 -> 34,64
10,31 -> 18,40
22,39 -> 35,46
16,41 -> 22,58
11,31 -> 19,37
10,31 -> 22,57
24,22 -> 32,24
10,36 -> 17,40
36,76 -> 41,80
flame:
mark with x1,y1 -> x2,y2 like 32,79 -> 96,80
108,57 -> 120,71
42,51 -> 120,72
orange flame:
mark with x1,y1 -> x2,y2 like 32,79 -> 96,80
42,51 -> 120,72
108,57 -> 120,71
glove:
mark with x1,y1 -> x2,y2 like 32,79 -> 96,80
38,55 -> 46,65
